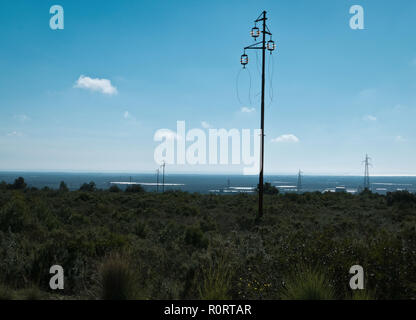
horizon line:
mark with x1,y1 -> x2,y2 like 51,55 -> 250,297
0,170 -> 416,177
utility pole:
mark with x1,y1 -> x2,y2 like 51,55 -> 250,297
240,11 -> 276,218
161,161 -> 166,193
156,168 -> 160,192
363,154 -> 371,191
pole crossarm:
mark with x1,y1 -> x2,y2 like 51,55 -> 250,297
244,44 -> 264,50
255,10 -> 267,22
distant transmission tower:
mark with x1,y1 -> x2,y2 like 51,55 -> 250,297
363,154 -> 372,191
297,170 -> 303,194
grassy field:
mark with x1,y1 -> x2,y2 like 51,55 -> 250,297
0,179 -> 415,300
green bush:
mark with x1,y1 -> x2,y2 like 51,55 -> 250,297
79,182 -> 96,192
125,185 -> 144,193
59,181 -> 69,192
99,253 -> 138,300
0,285 -> 14,300
199,257 -> 232,300
19,286 -> 44,300
184,226 -> 208,249
281,266 -> 335,300
109,185 -> 121,193
9,177 -> 27,190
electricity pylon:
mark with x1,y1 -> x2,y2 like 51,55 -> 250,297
297,170 -> 303,194
363,154 -> 372,191
240,11 -> 276,219
156,168 -> 160,192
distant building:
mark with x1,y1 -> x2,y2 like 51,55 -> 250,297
335,186 -> 347,193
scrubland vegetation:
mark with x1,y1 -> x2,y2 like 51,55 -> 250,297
0,178 -> 415,300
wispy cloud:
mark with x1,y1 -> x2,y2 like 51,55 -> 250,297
74,75 -> 118,95
14,114 -> 30,123
241,107 -> 255,113
124,111 -> 133,119
363,115 -> 377,121
201,121 -> 211,129
6,131 -> 23,137
123,111 -> 139,126
395,135 -> 406,142
271,134 -> 300,143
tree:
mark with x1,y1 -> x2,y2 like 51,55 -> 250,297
125,185 -> 144,193
0,181 -> 7,190
109,185 -> 121,193
79,181 -> 96,192
59,181 -> 69,192
10,177 -> 27,190
257,182 -> 279,195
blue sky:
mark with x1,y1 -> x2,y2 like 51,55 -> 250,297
0,0 -> 415,175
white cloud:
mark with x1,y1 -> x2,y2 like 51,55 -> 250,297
271,134 -> 300,143
14,114 -> 30,123
201,121 -> 211,129
363,115 -> 377,121
241,107 -> 255,113
124,111 -> 131,119
74,75 -> 117,95
6,131 -> 23,137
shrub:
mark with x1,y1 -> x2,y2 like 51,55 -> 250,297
199,256 -> 232,300
9,177 -> 27,190
134,222 -> 147,238
99,253 -> 138,300
0,181 -> 7,190
19,286 -> 44,300
386,191 -> 416,206
0,285 -> 14,300
109,185 -> 121,193
281,266 -> 335,300
79,182 -> 96,192
0,196 -> 30,232
257,182 -> 279,195
59,181 -> 69,192
125,185 -> 144,193
184,226 -> 208,249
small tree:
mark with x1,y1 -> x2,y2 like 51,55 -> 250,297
59,181 -> 69,192
257,182 -> 279,195
79,181 -> 96,192
125,185 -> 144,193
109,185 -> 121,193
10,177 -> 27,190
0,181 -> 7,190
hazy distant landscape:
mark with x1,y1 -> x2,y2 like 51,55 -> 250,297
0,172 -> 415,194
